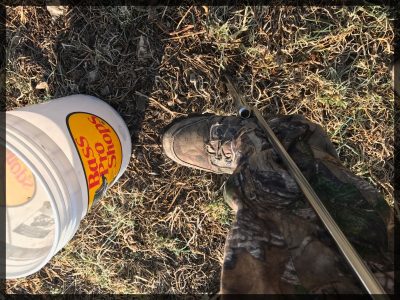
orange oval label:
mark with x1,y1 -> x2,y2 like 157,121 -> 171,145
6,149 -> 36,207
67,113 -> 122,209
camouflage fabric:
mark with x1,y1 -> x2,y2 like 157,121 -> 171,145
162,114 -> 395,294
221,115 -> 394,294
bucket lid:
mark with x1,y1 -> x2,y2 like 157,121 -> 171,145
3,146 -> 57,279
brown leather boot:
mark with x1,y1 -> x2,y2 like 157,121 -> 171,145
162,114 -> 269,174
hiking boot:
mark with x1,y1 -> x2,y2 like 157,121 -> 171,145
162,114 -> 269,174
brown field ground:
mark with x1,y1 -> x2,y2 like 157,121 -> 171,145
5,5 -> 395,294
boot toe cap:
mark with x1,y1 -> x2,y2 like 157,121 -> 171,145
162,116 -> 217,173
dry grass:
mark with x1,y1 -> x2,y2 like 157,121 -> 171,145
5,5 -> 395,294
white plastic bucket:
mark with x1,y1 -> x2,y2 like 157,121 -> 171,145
2,94 -> 131,279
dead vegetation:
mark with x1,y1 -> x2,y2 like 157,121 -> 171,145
5,5 -> 394,294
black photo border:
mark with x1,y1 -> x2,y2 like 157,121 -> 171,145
0,0 -> 398,298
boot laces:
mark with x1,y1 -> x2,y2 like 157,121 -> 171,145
205,123 -> 234,162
